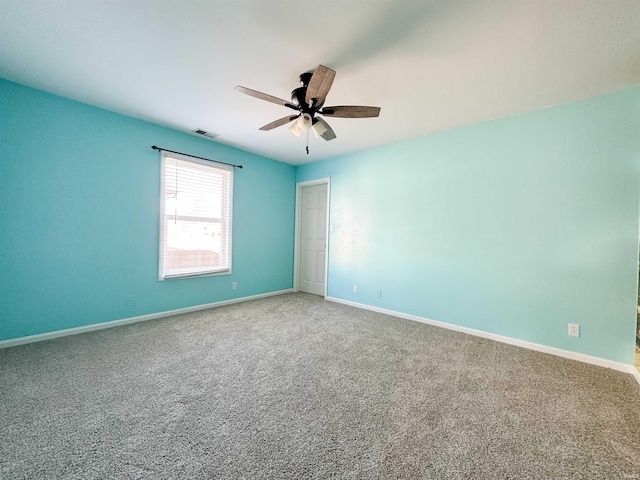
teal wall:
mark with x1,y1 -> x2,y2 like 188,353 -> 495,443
2,77 -> 639,365
0,79 -> 296,341
297,86 -> 640,364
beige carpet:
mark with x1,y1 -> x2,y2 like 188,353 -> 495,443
1,293 -> 639,479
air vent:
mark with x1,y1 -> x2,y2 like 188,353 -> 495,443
192,129 -> 219,140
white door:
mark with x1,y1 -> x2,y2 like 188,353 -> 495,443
299,183 -> 328,296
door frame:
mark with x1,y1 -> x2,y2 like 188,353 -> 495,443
294,178 -> 331,297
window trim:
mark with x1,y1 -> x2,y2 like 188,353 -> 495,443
158,151 -> 233,281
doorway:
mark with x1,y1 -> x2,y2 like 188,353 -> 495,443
295,179 -> 330,296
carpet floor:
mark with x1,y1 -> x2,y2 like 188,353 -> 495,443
1,293 -> 639,479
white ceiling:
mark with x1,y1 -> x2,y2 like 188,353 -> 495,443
1,1 -> 639,165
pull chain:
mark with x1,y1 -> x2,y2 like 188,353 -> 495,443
306,129 -> 310,155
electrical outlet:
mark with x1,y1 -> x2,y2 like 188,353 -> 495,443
376,290 -> 383,298
568,323 -> 580,337
353,285 -> 358,294
127,295 -> 135,307
232,282 -> 237,291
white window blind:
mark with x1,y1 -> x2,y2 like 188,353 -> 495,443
159,151 -> 233,280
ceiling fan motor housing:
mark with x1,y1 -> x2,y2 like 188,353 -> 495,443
291,87 -> 307,108
292,71 -> 327,112
291,86 -> 325,113
299,72 -> 313,86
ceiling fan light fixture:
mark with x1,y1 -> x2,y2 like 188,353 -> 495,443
289,121 -> 303,137
298,113 -> 312,130
311,119 -> 327,138
290,113 -> 312,137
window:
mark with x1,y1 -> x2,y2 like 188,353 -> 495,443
159,151 -> 233,280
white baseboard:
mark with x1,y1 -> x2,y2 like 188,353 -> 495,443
326,296 -> 640,386
0,289 -> 294,349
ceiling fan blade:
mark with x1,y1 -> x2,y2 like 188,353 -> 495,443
235,86 -> 298,110
314,117 -> 336,141
321,105 -> 381,118
305,65 -> 336,107
259,114 -> 300,131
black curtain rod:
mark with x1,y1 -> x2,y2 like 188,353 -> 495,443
151,145 -> 243,169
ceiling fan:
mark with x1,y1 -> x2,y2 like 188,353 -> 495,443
235,65 -> 381,152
